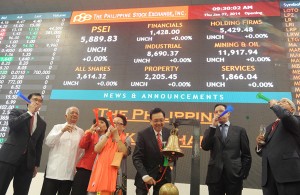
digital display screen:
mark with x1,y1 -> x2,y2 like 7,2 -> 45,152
0,1 -> 299,188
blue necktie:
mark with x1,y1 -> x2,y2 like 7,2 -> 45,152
220,124 -> 227,141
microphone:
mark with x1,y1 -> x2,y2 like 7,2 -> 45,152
106,111 -> 115,127
16,91 -> 31,104
219,105 -> 234,118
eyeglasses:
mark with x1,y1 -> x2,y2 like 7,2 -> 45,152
31,98 -> 43,103
278,100 -> 290,105
114,122 -> 123,126
152,119 -> 165,123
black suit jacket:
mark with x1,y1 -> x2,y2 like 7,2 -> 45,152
201,124 -> 252,184
0,109 -> 46,169
132,126 -> 171,189
256,105 -> 300,186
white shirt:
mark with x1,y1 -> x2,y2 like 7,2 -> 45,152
45,122 -> 84,180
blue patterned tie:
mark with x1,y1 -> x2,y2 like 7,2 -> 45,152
220,124 -> 227,141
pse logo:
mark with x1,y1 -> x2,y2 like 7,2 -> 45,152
72,13 -> 93,23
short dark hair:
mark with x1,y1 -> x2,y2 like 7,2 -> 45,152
28,93 -> 42,100
116,113 -> 127,126
93,117 -> 109,129
150,108 -> 165,120
214,103 -> 227,110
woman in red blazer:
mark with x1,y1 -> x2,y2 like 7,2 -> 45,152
70,117 -> 109,195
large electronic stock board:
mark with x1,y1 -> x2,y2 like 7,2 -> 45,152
0,0 -> 299,188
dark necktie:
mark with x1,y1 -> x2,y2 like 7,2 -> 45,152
29,116 -> 34,134
220,124 -> 227,141
157,133 -> 163,151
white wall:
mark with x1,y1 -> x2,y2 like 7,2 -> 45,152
7,172 -> 263,195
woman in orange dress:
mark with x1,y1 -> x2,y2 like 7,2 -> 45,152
87,114 -> 128,195
71,117 -> 109,195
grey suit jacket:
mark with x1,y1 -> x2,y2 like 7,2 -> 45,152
256,105 -> 300,186
201,123 -> 252,184
132,126 -> 171,189
0,109 -> 46,169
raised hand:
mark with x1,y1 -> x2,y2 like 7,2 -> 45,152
62,124 -> 75,133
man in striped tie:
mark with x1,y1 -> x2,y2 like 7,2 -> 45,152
132,108 -> 171,195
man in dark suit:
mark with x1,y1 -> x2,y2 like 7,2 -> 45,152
132,107 -> 171,195
201,103 -> 252,195
256,98 -> 300,195
0,92 -> 47,195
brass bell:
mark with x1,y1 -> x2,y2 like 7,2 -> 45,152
162,127 -> 184,158
159,183 -> 179,195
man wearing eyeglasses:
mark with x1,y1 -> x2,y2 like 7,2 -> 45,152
0,92 -> 47,195
132,107 -> 171,195
256,98 -> 300,195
